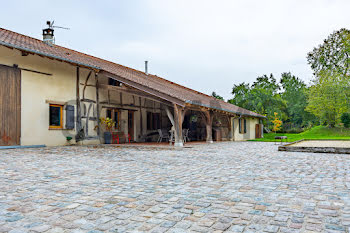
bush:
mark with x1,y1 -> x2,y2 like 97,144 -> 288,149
341,113 -> 350,128
284,128 -> 304,134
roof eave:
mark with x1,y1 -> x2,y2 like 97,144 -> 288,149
185,100 -> 266,119
0,41 -> 101,70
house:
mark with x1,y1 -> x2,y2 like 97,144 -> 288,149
0,26 -> 265,147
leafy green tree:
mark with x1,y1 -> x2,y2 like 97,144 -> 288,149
280,72 -> 315,127
306,71 -> 349,127
252,74 -> 280,94
307,28 -> 350,77
229,76 -> 287,128
211,91 -> 224,101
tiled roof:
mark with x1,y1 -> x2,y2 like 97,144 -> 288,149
0,27 -> 265,118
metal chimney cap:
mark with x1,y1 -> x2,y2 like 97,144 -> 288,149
145,61 -> 149,75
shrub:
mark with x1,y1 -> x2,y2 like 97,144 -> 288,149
284,128 -> 304,134
341,113 -> 350,128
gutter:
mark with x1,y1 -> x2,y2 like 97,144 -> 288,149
0,41 -> 101,70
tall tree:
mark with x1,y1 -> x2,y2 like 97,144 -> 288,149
229,77 -> 287,125
280,72 -> 314,126
252,74 -> 280,94
306,71 -> 349,127
307,28 -> 350,77
211,91 -> 224,101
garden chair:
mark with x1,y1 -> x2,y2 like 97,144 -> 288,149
157,129 -> 170,143
183,129 -> 190,143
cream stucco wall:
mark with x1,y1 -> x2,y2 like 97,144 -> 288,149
232,117 -> 259,141
0,46 -> 98,146
0,45 -> 261,146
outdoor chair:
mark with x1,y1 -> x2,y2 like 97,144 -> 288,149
157,129 -> 170,143
183,129 -> 190,143
169,129 -> 175,145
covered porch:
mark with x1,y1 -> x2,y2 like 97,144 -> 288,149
78,70 -> 237,147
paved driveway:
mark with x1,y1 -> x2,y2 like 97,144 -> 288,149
0,142 -> 349,233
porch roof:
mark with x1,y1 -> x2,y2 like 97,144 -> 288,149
0,27 -> 265,119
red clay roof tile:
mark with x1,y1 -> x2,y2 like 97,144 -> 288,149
0,27 -> 265,118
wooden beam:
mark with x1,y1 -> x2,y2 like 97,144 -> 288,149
95,72 -> 101,138
76,67 -> 82,132
82,71 -> 92,100
99,71 -> 185,107
99,84 -> 173,107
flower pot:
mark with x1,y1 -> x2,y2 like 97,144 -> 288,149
104,132 -> 112,144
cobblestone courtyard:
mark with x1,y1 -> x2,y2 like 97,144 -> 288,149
0,142 -> 349,233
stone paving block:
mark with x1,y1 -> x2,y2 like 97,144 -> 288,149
0,143 -> 349,232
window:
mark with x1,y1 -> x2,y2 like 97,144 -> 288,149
147,112 -> 161,130
49,104 -> 63,129
108,78 -> 121,86
239,118 -> 247,134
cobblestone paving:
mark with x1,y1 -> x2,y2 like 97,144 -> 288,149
0,142 -> 350,233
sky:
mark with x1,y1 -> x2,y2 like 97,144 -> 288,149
1,0 -> 350,100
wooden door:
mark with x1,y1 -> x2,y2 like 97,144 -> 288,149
255,124 -> 262,139
128,111 -> 134,141
0,65 -> 21,146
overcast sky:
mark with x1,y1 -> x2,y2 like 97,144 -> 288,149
1,0 -> 350,99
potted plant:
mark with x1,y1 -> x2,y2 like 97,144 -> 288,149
100,117 -> 116,144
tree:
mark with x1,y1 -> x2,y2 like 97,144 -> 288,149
341,113 -> 350,128
271,112 -> 282,133
211,91 -> 224,101
252,74 -> 280,94
306,71 -> 349,127
280,72 -> 315,127
307,28 -> 350,77
228,76 -> 287,128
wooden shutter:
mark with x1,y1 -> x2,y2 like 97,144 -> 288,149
244,119 -> 247,133
239,119 -> 242,133
65,105 -> 75,129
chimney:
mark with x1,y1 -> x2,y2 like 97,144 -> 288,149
145,61 -> 148,75
43,21 -> 55,46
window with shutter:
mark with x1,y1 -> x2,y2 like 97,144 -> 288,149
244,119 -> 247,133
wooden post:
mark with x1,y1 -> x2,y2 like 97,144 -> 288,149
227,115 -> 234,141
202,110 -> 213,143
95,72 -> 101,139
139,97 -> 143,136
76,67 -> 82,132
165,106 -> 175,146
173,104 -> 184,147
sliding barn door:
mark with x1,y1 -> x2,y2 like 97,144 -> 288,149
0,65 -> 21,146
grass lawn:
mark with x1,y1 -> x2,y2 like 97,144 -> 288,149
252,125 -> 350,142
